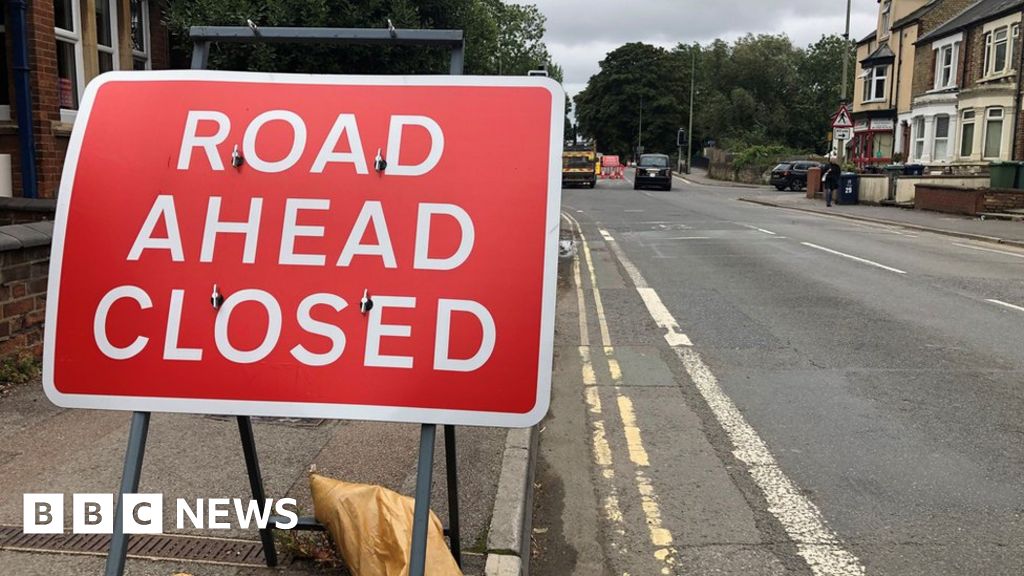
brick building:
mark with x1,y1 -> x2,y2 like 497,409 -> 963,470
852,0 -> 976,168
913,1 -> 1024,166
0,1 -> 171,199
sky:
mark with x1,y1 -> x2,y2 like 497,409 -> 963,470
530,0 -> 880,98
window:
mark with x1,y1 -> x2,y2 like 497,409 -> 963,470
984,24 -> 1019,77
881,1 -> 891,36
130,0 -> 151,70
54,0 -> 84,122
0,7 -> 9,121
984,107 -> 1004,159
935,43 -> 957,89
932,115 -> 950,160
96,0 -> 118,73
863,65 -> 887,102
913,117 -> 926,160
961,110 -> 975,157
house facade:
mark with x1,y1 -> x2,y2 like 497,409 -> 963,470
911,1 -> 1024,166
0,1 -> 171,199
852,0 -> 977,167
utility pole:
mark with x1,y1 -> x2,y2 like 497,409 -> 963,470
838,0 -> 852,165
687,47 -> 696,174
638,95 -> 644,160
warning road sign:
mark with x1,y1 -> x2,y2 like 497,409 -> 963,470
44,71 -> 564,428
832,104 -> 853,129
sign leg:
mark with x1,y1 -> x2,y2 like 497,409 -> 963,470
104,411 -> 151,576
444,425 -> 461,567
236,416 -> 278,567
409,423 -> 436,576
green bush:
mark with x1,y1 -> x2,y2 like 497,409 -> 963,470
0,354 -> 40,386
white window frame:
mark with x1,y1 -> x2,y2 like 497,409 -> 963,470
96,0 -> 120,73
863,65 -> 887,103
960,109 -> 976,158
0,17 -> 9,121
931,114 -> 950,160
983,107 -> 1005,159
913,116 -> 926,161
984,24 -> 1019,77
934,43 -> 958,90
54,0 -> 86,123
130,0 -> 152,70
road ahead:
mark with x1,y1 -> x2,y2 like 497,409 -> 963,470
531,171 -> 1024,576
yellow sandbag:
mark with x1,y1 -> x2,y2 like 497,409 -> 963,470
310,473 -> 463,576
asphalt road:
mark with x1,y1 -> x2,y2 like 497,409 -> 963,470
531,170 -> 1024,576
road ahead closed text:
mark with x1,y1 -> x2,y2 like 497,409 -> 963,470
45,72 -> 564,427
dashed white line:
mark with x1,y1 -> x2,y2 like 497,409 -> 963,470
801,242 -> 907,275
599,228 -> 867,576
987,299 -> 1024,313
953,243 -> 1024,260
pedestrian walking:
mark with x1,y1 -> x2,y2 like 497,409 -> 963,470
823,156 -> 841,207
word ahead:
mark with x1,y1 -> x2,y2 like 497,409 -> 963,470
45,71 -> 564,428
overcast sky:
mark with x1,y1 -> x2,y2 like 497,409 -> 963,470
530,0 -> 879,98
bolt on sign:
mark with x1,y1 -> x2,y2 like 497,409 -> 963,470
44,71 -> 564,428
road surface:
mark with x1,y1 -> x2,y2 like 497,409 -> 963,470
531,170 -> 1024,576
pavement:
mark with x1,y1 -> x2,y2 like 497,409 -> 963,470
0,379 -> 512,575
531,169 -> 1024,575
679,168 -> 1024,246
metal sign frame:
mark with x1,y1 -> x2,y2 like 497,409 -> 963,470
102,26 -> 470,576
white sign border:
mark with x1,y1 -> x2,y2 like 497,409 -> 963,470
43,70 -> 565,429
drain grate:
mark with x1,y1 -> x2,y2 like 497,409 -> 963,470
0,525 -> 283,567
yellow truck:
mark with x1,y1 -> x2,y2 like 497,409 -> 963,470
562,142 -> 597,188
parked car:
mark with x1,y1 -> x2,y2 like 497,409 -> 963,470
634,154 -> 673,191
770,160 -> 822,191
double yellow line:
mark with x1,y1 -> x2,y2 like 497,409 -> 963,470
564,212 -> 678,575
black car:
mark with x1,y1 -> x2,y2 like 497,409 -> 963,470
634,154 -> 673,191
770,160 -> 822,191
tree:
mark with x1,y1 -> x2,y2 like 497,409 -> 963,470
574,43 -> 687,158
163,0 -> 560,77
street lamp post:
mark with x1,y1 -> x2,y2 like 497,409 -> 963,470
638,95 -> 644,160
687,47 -> 696,174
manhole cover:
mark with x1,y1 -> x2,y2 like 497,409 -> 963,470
0,525 -> 282,567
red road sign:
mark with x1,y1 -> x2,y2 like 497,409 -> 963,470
44,71 -> 564,428
832,104 -> 853,129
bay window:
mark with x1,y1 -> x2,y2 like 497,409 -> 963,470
960,110 -> 975,158
932,115 -> 950,160
913,117 -> 925,160
984,108 -> 1004,159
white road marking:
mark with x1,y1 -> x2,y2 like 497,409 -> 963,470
600,228 -> 867,576
736,222 -> 778,235
987,299 -> 1024,313
953,243 -> 1024,260
625,209 -> 645,213
801,242 -> 907,275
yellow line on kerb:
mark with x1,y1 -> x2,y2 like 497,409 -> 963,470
568,218 -> 624,535
567,212 -> 678,574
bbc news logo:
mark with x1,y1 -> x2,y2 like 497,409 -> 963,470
23,494 -> 298,534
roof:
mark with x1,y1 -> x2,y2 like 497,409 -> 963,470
918,0 -> 1024,45
892,0 -> 941,29
858,30 -> 878,45
861,42 -> 897,66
